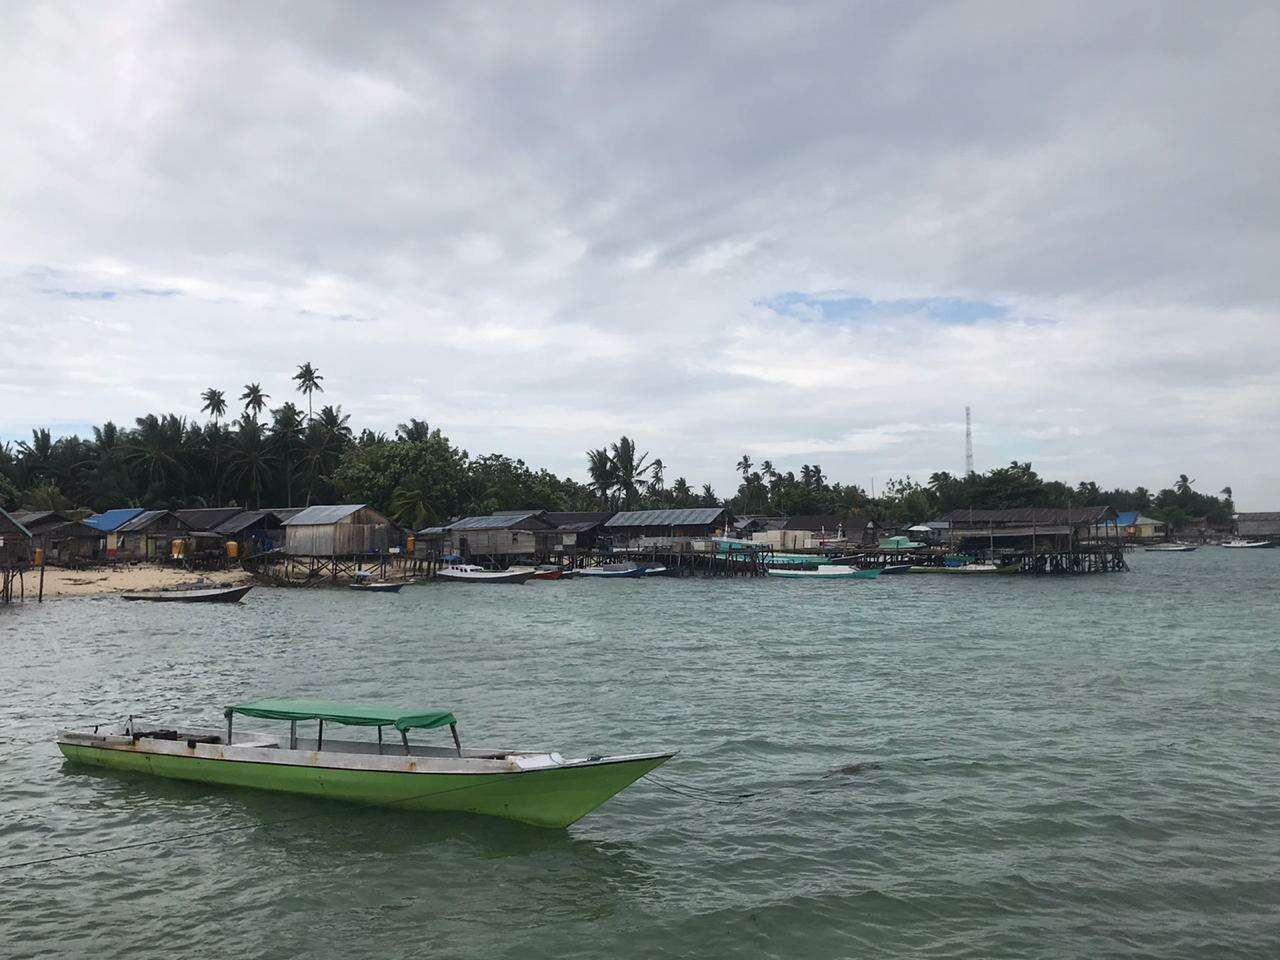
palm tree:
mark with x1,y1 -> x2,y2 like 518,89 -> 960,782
1220,485 -> 1233,501
293,362 -> 324,420
200,387 -> 227,421
16,428 -> 57,487
736,454 -> 753,480
648,457 -> 665,492
269,402 -> 305,507
700,482 -> 718,506
609,436 -> 653,509
299,405 -> 353,504
586,448 -> 616,507
396,418 -> 431,442
670,477 -> 694,506
229,415 -> 279,509
240,383 -> 270,421
760,459 -> 775,479
1175,474 -> 1195,496
126,414 -> 186,496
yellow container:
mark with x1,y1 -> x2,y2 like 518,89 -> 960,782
406,534 -> 416,555
33,547 -> 45,566
226,540 -> 239,559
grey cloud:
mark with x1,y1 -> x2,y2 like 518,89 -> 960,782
0,2 -> 1277,503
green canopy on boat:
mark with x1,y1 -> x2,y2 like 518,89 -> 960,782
225,698 -> 456,732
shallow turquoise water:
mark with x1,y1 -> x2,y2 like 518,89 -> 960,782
2,550 -> 1278,958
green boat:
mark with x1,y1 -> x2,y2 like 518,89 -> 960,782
56,699 -> 673,828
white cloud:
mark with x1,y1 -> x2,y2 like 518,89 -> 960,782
0,1 -> 1277,505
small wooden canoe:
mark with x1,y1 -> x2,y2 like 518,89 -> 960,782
121,585 -> 254,603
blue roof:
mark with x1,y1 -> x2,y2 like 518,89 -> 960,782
1115,511 -> 1139,526
85,508 -> 145,532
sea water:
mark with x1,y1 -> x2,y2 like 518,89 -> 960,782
1,549 -> 1277,958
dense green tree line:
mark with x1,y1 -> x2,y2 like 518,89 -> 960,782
0,369 -> 1235,533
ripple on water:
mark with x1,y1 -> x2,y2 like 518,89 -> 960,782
2,551 -> 1280,958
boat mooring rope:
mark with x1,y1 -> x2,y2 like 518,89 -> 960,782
642,773 -> 757,805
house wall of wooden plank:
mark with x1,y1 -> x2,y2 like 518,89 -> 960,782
114,510 -> 191,560
0,508 -> 32,568
11,511 -> 103,563
283,504 -> 393,557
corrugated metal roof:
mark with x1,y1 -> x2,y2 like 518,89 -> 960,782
11,510 -> 68,528
448,512 -> 549,530
1236,511 -> 1280,522
282,504 -> 368,526
0,506 -> 32,538
214,510 -> 286,534
939,506 -> 1114,526
175,508 -> 245,530
85,507 -> 145,532
605,508 -> 728,527
116,510 -> 186,533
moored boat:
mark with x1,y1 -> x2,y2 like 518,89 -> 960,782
1220,539 -> 1273,549
909,563 -> 1001,573
573,562 -> 647,579
1145,543 -> 1197,552
121,584 -> 254,603
880,564 -> 913,575
531,564 -> 567,580
768,564 -> 879,579
56,699 -> 672,829
348,581 -> 404,593
435,564 -> 534,584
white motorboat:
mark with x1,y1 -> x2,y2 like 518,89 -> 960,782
1145,543 -> 1197,552
435,564 -> 533,584
573,562 -> 647,579
1221,539 -> 1273,549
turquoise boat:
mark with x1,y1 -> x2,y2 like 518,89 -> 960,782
56,699 -> 673,828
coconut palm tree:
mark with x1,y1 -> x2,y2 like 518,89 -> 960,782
1175,474 -> 1195,497
648,457 -> 665,492
228,415 -> 280,509
269,402 -> 305,507
200,387 -> 227,421
670,477 -> 694,506
396,418 -> 431,442
609,436 -> 653,510
586,448 -> 616,507
760,459 -> 775,479
126,414 -> 186,496
240,383 -> 270,421
736,454 -> 753,480
293,362 -> 324,420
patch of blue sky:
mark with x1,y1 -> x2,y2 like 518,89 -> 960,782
759,291 -> 1008,325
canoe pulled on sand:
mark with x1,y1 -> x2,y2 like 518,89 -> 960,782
120,584 -> 254,603
767,565 -> 879,579
435,564 -> 534,584
56,699 -> 672,829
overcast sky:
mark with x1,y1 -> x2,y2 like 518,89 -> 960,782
2,1 -> 1277,505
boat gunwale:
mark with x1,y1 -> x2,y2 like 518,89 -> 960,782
55,727 -> 673,778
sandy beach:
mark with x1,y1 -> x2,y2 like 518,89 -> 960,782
10,565 -> 253,599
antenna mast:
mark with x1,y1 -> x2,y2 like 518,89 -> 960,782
965,406 -> 974,476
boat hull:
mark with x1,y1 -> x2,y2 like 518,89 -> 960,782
120,585 -> 254,603
435,570 -> 533,584
57,741 -> 671,829
768,565 -> 878,579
